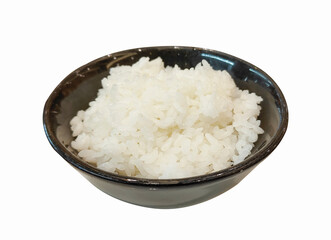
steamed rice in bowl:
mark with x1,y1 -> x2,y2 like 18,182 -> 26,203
70,57 -> 264,179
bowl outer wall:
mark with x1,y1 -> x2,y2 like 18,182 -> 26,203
76,163 -> 257,209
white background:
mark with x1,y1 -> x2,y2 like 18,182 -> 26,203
1,0 -> 330,239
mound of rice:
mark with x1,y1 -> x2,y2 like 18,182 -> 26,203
70,57 -> 263,179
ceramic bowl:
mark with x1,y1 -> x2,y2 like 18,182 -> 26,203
43,46 -> 288,208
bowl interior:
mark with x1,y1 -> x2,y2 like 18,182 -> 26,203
44,46 -> 287,181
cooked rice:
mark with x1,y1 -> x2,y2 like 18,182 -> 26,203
70,57 -> 263,179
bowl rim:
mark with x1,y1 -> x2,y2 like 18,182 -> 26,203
43,46 -> 288,187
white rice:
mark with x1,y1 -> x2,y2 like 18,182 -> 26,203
70,57 -> 263,179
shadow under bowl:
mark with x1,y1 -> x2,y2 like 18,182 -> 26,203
43,46 -> 288,208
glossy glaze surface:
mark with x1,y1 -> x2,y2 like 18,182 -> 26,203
43,46 -> 288,208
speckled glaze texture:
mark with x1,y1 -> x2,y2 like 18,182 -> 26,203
43,46 -> 288,208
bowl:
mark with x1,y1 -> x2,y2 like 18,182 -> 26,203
43,46 -> 288,208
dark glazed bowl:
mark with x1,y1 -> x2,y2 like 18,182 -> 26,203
43,46 -> 288,208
